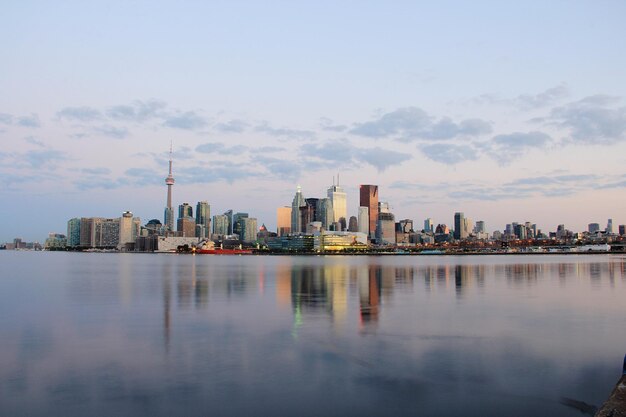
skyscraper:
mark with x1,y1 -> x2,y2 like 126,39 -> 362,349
196,201 -> 210,239
118,211 -> 135,250
164,144 -> 175,233
607,218 -> 614,234
291,186 -> 306,234
358,207 -> 369,235
233,212 -> 249,237
223,210 -> 234,235
327,177 -> 347,229
213,214 -> 229,236
454,212 -> 467,240
178,203 -> 193,219
276,206 -> 291,236
241,217 -> 258,243
424,218 -> 433,233
359,185 -> 378,240
317,198 -> 334,230
67,218 -> 81,247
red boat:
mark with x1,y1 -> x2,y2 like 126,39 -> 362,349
195,240 -> 253,255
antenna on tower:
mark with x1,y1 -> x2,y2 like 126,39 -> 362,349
337,173 -> 340,186
169,140 -> 173,159
333,175 -> 335,187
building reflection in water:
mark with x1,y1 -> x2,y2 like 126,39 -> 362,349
359,265 -> 381,325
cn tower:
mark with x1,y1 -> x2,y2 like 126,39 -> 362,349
163,144 -> 175,232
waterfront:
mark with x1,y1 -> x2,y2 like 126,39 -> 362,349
1,252 -> 625,416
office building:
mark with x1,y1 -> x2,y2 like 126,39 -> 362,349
424,218 -> 433,233
213,214 -> 229,236
606,219 -> 614,234
358,207 -> 369,235
588,223 -> 600,233
291,186 -> 306,234
454,212 -> 467,240
233,212 -> 249,237
177,216 -> 196,238
196,201 -> 210,239
67,218 -> 81,247
241,217 -> 258,243
359,185 -> 378,240
119,211 -> 136,250
317,198 -> 334,230
276,206 -> 291,236
327,178 -> 347,228
348,216 -> 358,232
178,203 -> 193,219
224,209 -> 234,235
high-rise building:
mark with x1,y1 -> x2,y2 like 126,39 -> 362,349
619,225 -> 625,236
348,216 -> 358,232
424,218 -> 433,233
474,221 -> 486,234
178,203 -> 193,219
177,217 -> 196,238
213,214 -> 229,236
376,211 -> 396,245
327,177 -> 347,228
241,217 -> 258,243
317,198 -> 334,230
67,218 -> 81,247
588,223 -> 600,233
359,185 -> 378,240
397,219 -> 413,233
358,207 -> 369,235
119,211 -> 135,250
606,219 -> 614,234
454,212 -> 467,240
291,186 -> 306,234
301,198 -> 319,232
164,144 -> 175,232
233,212 -> 249,237
195,201 -> 210,239
223,210 -> 233,235
276,206 -> 291,236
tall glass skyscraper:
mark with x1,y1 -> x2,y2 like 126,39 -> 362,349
359,185 -> 378,240
327,179 -> 347,229
291,186 -> 305,234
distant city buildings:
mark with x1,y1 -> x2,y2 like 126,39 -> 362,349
359,185 -> 378,240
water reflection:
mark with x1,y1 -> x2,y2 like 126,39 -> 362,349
2,253 -> 626,417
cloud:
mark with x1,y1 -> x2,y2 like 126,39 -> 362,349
505,174 -> 599,187
214,119 -> 248,133
163,111 -> 208,130
486,131 -> 552,163
255,156 -> 302,178
255,122 -> 316,140
419,144 -> 478,164
196,142 -> 247,155
57,106 -> 102,121
301,141 -> 411,171
257,146 -> 286,153
350,107 -> 491,141
17,114 -> 41,128
24,136 -> 45,147
515,84 -> 570,110
23,149 -> 68,168
471,84 -> 570,110
320,117 -> 347,132
548,95 -> 626,144
93,125 -> 129,139
0,113 -> 12,124
355,147 -> 412,171
81,167 -> 111,175
106,100 -> 167,122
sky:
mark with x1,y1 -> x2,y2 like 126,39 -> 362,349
1,0 -> 626,242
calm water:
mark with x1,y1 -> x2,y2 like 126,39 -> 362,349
1,252 -> 625,416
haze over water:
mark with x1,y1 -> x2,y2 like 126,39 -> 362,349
1,252 -> 625,416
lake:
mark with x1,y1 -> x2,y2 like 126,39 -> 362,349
1,252 -> 625,416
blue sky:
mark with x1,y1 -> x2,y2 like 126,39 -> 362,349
1,1 -> 626,242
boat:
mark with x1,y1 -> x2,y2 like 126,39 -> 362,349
195,240 -> 253,255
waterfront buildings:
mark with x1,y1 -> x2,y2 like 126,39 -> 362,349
276,206 -> 291,236
195,201 -> 210,239
291,186 -> 306,234
359,185 -> 378,240
212,214 -> 229,237
178,203 -> 193,219
240,218 -> 258,243
454,212 -> 468,240
358,207 -> 369,235
327,179 -> 347,229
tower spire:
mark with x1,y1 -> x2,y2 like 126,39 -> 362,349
164,142 -> 175,232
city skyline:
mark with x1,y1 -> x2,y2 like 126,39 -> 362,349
1,2 -> 626,242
